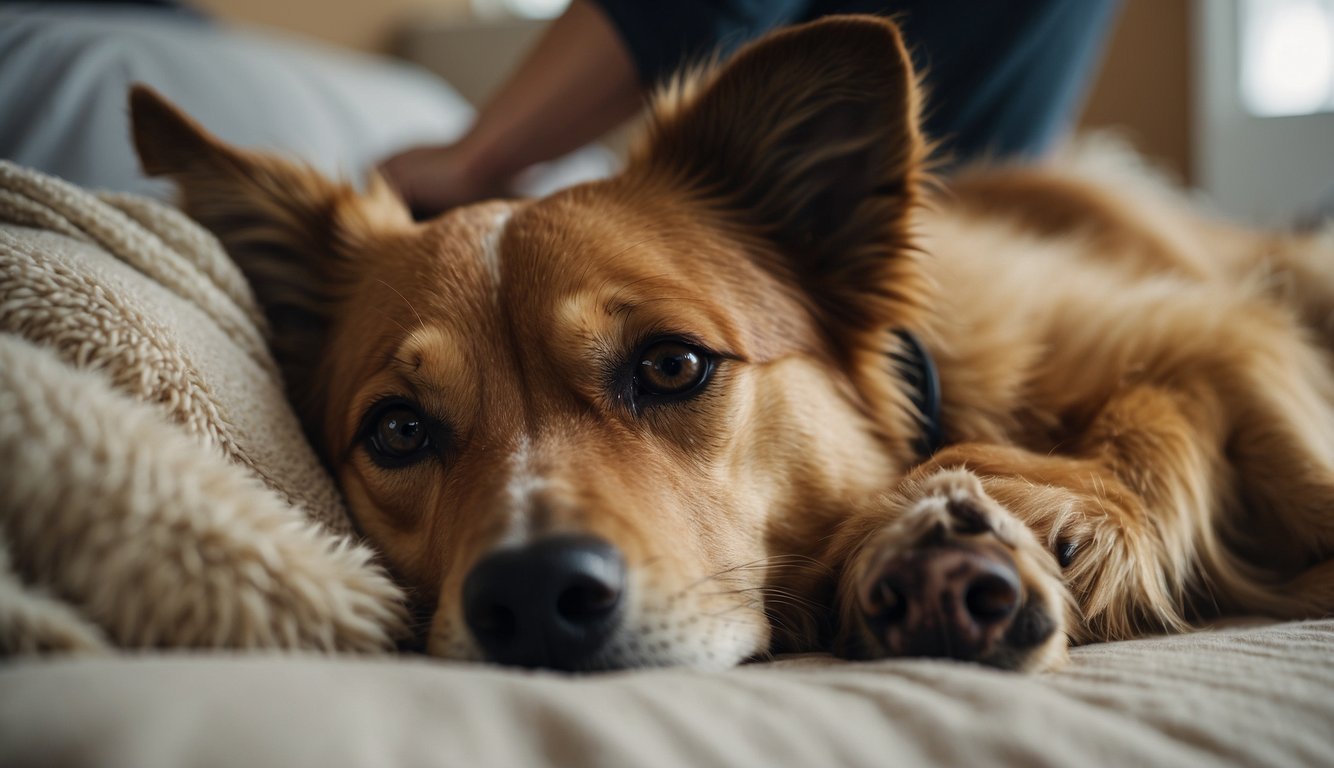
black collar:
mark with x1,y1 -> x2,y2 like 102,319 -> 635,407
890,329 -> 943,459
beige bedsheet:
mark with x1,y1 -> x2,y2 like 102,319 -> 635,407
2,620 -> 1332,767
1,162 -> 1331,768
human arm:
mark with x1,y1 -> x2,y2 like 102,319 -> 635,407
378,0 -> 642,216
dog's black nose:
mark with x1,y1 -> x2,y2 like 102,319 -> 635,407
462,535 -> 625,670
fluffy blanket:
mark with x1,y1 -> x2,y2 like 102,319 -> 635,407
0,160 -> 404,654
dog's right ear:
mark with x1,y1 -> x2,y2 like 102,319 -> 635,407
129,85 -> 411,428
630,16 -> 929,347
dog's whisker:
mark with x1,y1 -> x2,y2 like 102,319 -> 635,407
366,304 -> 415,339
698,584 -> 823,612
376,278 -> 425,330
606,237 -> 669,265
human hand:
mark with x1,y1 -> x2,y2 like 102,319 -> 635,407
377,143 -> 508,219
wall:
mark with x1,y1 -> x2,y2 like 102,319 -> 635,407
194,0 -> 473,52
1194,1 -> 1334,222
1078,0 -> 1193,183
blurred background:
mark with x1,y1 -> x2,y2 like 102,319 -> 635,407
3,0 -> 1332,224
197,0 -> 1334,223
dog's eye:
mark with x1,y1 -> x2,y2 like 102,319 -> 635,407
364,399 -> 434,467
635,341 -> 713,399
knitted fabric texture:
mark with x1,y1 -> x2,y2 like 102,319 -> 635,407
0,161 -> 405,654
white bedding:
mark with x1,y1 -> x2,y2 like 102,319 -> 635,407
3,620 -> 1332,767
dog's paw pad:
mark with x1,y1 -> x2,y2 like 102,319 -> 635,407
908,469 -> 1008,541
844,469 -> 1072,670
944,496 -> 993,535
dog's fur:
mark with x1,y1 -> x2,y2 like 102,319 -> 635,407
130,16 -> 1334,672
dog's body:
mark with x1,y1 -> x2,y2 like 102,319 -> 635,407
814,156 -> 1334,670
131,16 -> 1334,672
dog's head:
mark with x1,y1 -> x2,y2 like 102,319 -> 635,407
130,16 -> 931,670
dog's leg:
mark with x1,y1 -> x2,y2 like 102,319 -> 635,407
1212,334 -> 1334,614
1072,344 -> 1334,620
832,383 -> 1296,670
1241,227 -> 1334,354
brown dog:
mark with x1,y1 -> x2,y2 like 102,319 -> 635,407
131,15 -> 1334,672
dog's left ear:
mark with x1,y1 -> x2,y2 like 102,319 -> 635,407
129,85 -> 411,435
632,15 -> 927,332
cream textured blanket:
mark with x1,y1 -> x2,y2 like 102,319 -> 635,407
0,160 -> 404,654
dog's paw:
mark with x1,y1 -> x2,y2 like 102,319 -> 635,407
839,469 -> 1069,671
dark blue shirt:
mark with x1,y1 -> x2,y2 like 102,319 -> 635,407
590,0 -> 1120,164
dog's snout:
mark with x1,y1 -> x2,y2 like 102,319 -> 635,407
462,535 -> 625,670
862,545 -> 1020,661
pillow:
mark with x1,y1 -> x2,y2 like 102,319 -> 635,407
0,4 -> 613,197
